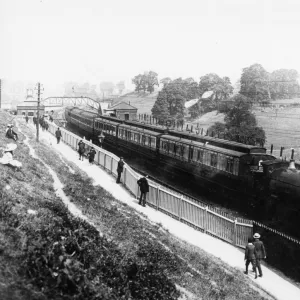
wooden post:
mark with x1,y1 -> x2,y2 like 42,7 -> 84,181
156,187 -> 160,210
204,206 -> 208,233
178,195 -> 184,221
232,219 -> 237,246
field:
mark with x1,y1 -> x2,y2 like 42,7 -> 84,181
0,110 -> 274,299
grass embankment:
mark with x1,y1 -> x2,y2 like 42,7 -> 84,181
15,118 -> 273,300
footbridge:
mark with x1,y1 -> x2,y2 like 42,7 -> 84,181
42,97 -> 102,112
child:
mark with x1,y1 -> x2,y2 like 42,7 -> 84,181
87,147 -> 96,164
244,237 -> 258,279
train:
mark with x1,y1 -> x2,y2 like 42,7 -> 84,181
64,106 -> 300,205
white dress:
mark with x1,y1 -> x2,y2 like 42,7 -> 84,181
0,152 -> 22,168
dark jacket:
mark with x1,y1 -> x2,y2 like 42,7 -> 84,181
55,129 -> 62,138
87,148 -> 96,160
137,177 -> 149,193
117,160 -> 124,173
244,243 -> 257,260
78,142 -> 85,154
253,240 -> 266,259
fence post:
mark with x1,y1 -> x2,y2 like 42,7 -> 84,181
104,154 -> 106,169
110,157 -> 113,174
232,219 -> 237,246
178,195 -> 183,221
204,206 -> 208,233
156,186 -> 160,210
124,167 -> 127,185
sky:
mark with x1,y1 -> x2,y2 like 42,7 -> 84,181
1,0 -> 300,93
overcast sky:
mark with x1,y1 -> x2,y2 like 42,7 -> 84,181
1,0 -> 300,90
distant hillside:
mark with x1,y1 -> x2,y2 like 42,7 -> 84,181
114,91 -> 159,114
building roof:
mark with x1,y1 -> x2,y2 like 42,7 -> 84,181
17,101 -> 45,107
109,101 -> 137,110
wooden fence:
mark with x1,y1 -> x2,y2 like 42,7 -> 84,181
46,121 -> 253,248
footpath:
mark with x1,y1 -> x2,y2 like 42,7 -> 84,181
26,123 -> 300,300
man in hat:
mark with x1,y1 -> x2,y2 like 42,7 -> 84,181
244,237 -> 258,279
253,233 -> 266,277
5,125 -> 18,141
78,140 -> 85,161
116,157 -> 125,183
55,127 -> 62,144
87,146 -> 96,164
98,131 -> 105,148
137,175 -> 149,207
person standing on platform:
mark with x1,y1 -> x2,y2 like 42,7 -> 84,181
87,147 -> 96,164
55,127 -> 62,144
244,237 -> 258,279
137,175 -> 149,207
78,140 -> 86,161
116,157 -> 125,183
25,115 -> 29,123
253,233 -> 266,278
98,131 -> 105,148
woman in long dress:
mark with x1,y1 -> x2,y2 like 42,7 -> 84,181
0,143 -> 22,169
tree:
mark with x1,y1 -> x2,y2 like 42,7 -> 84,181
270,69 -> 300,99
145,71 -> 159,94
160,77 -> 172,87
132,74 -> 144,93
240,64 -> 270,102
116,81 -> 125,94
199,73 -> 233,101
208,94 -> 266,146
132,71 -> 159,94
151,78 -> 187,121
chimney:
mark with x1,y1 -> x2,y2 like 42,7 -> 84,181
288,159 -> 296,170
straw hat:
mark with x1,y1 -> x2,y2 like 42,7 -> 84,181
4,143 -> 17,152
253,233 -> 261,239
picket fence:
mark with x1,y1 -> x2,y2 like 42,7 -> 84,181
45,121 -> 253,249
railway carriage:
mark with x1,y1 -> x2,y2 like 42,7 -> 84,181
116,124 -> 161,158
64,106 -> 276,198
158,135 -> 275,195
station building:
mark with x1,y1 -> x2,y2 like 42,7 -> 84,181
17,90 -> 45,116
103,102 -> 137,121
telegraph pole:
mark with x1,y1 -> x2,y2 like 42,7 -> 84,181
0,79 -> 2,109
35,82 -> 43,142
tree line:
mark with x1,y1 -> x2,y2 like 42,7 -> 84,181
132,64 -> 300,146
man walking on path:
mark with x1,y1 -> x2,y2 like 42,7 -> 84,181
55,127 -> 62,144
87,146 -> 96,164
116,157 -> 125,183
244,237 -> 258,279
78,140 -> 85,161
253,233 -> 266,277
137,175 -> 149,207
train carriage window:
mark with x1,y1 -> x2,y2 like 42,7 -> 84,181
189,147 -> 194,161
233,159 -> 239,175
151,137 -> 156,148
169,142 -> 175,154
226,157 -> 234,173
211,153 -> 218,168
196,149 -> 204,163
148,136 -> 151,147
141,135 -> 146,145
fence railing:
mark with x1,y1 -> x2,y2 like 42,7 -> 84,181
45,120 -> 253,249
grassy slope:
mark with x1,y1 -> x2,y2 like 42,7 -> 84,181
115,91 -> 159,114
0,110 -> 273,300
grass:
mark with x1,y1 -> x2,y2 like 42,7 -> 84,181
0,109 -> 274,299
116,91 -> 159,114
